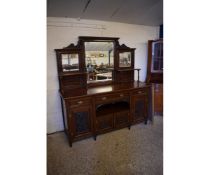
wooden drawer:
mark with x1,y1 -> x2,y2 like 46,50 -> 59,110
132,88 -> 147,96
95,92 -> 129,104
68,98 -> 91,108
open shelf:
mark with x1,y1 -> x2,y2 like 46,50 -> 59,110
96,101 -> 130,117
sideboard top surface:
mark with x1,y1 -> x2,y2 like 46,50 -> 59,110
61,81 -> 151,99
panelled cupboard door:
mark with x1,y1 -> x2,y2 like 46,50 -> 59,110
154,84 -> 163,115
114,111 -> 129,129
96,114 -> 114,134
70,106 -> 93,139
131,95 -> 147,123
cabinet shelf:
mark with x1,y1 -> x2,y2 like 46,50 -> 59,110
58,72 -> 87,77
96,101 -> 130,117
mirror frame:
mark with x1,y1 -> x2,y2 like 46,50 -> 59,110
61,53 -> 79,72
55,44 -> 84,74
115,44 -> 135,69
55,36 -> 136,86
79,36 -> 119,85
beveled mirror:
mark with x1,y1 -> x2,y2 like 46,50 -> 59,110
61,53 -> 79,72
119,52 -> 131,67
85,41 -> 114,83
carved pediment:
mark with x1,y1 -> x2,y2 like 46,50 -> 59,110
116,43 -> 134,50
63,43 -> 79,50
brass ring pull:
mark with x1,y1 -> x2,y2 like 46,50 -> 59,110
77,101 -> 83,104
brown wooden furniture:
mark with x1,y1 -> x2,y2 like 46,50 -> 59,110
55,36 -> 153,147
146,39 -> 163,115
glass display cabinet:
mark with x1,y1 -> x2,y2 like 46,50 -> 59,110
146,39 -> 163,83
146,39 -> 163,115
151,40 -> 163,72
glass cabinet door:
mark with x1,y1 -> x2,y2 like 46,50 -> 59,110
71,106 -> 92,137
151,40 -> 163,72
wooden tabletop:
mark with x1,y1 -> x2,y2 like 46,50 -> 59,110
61,81 -> 151,99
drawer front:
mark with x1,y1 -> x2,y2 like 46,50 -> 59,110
115,111 -> 129,128
96,114 -> 114,133
95,92 -> 129,104
132,88 -> 147,96
68,98 -> 91,108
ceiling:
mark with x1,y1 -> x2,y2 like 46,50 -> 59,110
47,0 -> 163,26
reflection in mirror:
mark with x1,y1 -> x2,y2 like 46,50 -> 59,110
61,54 -> 79,72
119,52 -> 131,67
85,42 -> 114,83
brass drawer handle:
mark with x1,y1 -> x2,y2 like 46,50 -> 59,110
102,97 -> 107,100
120,94 -> 124,97
77,101 -> 83,104
138,91 -> 144,94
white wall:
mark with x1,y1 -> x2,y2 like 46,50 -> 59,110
47,17 -> 159,133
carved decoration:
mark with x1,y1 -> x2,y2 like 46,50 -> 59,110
63,43 -> 79,50
117,44 -> 131,50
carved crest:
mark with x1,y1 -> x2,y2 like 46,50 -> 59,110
117,44 -> 132,50
63,43 -> 79,50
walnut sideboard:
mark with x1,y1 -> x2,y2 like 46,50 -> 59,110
55,36 -> 153,147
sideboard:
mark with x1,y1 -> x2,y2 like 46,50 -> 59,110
55,36 -> 153,146
60,82 -> 152,146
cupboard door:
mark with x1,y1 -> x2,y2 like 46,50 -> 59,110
132,95 -> 147,124
154,84 -> 163,115
114,111 -> 129,129
96,114 -> 114,134
146,39 -> 163,83
70,106 -> 92,138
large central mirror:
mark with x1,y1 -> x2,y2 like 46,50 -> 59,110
85,42 -> 114,83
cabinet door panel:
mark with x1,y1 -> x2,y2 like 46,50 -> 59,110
132,95 -> 147,123
96,114 -> 114,133
74,111 -> 90,134
115,111 -> 129,128
71,106 -> 92,138
154,84 -> 163,114
134,100 -> 145,120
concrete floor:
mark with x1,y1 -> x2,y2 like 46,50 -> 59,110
47,116 -> 163,175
